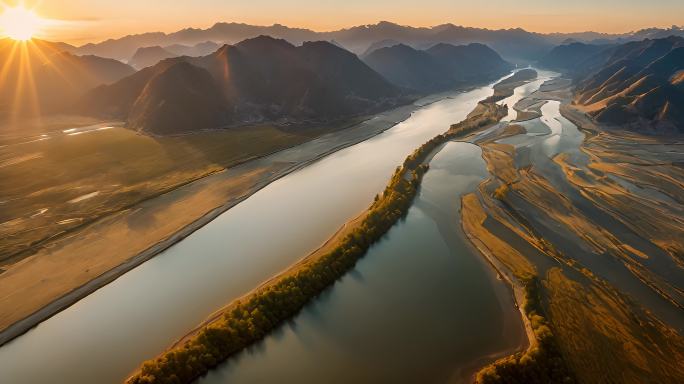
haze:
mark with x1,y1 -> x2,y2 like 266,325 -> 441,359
7,0 -> 684,43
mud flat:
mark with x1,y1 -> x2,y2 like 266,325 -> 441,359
462,76 -> 684,383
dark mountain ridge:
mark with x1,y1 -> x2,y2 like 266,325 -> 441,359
364,44 -> 448,92
538,42 -> 614,71
79,36 -> 407,134
363,43 -> 513,92
127,61 -> 227,133
426,42 -> 514,81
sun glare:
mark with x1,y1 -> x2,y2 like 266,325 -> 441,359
0,5 -> 44,41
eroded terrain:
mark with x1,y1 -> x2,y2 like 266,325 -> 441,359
462,76 -> 684,383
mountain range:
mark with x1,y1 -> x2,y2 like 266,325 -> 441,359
128,41 -> 222,69
70,21 -> 552,62
79,36 -> 521,134
4,21 -> 682,135
79,36 -> 408,134
551,37 -> 684,132
68,21 -> 684,65
545,26 -> 684,45
363,43 -> 513,92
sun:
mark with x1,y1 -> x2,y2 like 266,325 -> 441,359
0,5 -> 44,41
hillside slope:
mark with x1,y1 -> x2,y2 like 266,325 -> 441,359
574,37 -> 684,133
538,42 -> 612,71
0,38 -> 135,119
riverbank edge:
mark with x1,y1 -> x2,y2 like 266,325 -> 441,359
125,103 -> 510,383
460,228 -> 537,382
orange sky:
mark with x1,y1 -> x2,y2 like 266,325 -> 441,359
3,0 -> 684,44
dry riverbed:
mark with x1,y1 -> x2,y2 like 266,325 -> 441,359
461,77 -> 684,383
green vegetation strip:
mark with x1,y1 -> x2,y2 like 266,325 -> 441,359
128,102 -> 507,384
476,276 -> 576,384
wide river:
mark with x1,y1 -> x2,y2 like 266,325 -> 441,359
198,141 -> 525,384
0,76 -> 524,383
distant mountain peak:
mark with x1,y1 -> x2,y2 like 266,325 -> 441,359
128,45 -> 177,69
376,21 -> 401,27
363,41 -> 512,93
236,34 -> 294,49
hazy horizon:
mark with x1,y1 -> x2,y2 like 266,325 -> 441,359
3,0 -> 684,44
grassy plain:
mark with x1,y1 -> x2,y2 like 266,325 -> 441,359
0,125 -> 315,263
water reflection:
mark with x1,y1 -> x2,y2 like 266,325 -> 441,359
198,143 -> 525,384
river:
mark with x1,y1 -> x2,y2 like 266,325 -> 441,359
0,77 -> 515,384
197,142 -> 526,384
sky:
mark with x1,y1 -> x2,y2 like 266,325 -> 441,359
4,0 -> 684,44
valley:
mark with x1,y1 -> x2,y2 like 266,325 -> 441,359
0,6 -> 683,383
126,67 -> 684,384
